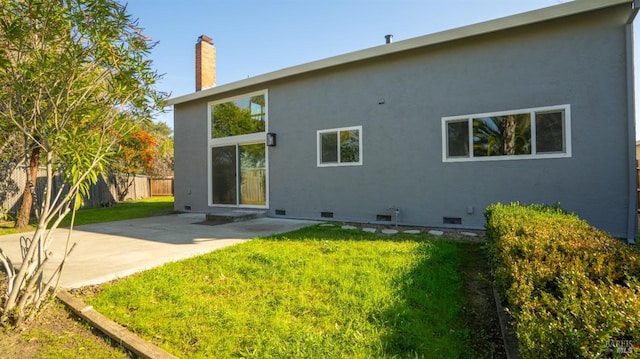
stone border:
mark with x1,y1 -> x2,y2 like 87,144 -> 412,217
56,290 -> 177,359
322,223 -> 485,240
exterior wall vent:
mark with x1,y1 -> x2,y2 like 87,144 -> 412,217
443,217 -> 462,225
321,211 -> 334,218
376,214 -> 393,222
184,205 -> 191,210
275,209 -> 286,216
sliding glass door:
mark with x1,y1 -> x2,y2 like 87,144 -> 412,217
211,146 -> 237,205
239,143 -> 266,205
211,143 -> 266,206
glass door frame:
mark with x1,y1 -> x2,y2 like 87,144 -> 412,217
208,139 -> 269,209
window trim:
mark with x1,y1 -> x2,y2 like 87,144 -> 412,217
317,125 -> 363,167
208,89 -> 268,144
441,104 -> 571,162
207,89 -> 269,208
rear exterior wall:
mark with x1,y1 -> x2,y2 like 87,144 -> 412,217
174,5 -> 634,237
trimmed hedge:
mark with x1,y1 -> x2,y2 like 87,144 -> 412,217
485,203 -> 640,358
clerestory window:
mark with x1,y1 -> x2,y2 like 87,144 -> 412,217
210,93 -> 266,139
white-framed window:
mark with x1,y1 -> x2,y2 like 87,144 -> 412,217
209,90 -> 267,141
317,126 -> 363,167
207,90 -> 269,208
442,104 -> 571,162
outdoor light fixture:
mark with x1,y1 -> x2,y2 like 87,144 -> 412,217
266,133 -> 277,146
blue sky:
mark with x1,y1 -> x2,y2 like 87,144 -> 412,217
124,0 -> 627,130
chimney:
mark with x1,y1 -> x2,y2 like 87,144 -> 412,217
195,35 -> 216,91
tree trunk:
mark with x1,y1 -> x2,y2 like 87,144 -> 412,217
111,172 -> 133,201
15,146 -> 39,229
501,115 -> 516,155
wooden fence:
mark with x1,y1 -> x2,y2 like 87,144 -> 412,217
150,177 -> 174,196
240,169 -> 266,205
1,166 -> 172,214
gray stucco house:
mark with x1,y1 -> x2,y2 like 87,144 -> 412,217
169,0 -> 639,242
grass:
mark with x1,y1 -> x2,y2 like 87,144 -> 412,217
0,222 -> 36,236
87,225 -> 475,358
0,196 -> 174,236
21,308 -> 132,359
58,196 -> 174,227
0,301 -> 132,359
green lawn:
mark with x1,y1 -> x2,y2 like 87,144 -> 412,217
0,196 -> 174,236
59,196 -> 174,227
0,223 -> 35,236
87,225 -> 475,358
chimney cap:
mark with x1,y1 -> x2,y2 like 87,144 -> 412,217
198,35 -> 213,45
385,34 -> 393,44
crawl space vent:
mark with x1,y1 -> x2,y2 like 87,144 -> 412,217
443,217 -> 462,225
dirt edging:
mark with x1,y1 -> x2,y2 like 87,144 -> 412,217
56,290 -> 177,359
493,287 -> 520,359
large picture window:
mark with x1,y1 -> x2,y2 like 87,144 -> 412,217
211,93 -> 266,139
317,126 -> 362,167
442,105 -> 570,162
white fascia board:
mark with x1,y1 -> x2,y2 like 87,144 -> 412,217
168,0 -> 632,106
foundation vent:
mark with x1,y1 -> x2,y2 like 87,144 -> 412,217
321,211 -> 334,218
275,209 -> 286,216
443,217 -> 462,225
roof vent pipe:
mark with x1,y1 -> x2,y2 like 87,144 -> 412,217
385,34 -> 393,44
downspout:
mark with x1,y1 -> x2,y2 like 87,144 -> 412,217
625,1 -> 639,243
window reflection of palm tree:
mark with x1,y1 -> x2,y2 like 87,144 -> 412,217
473,114 -> 531,156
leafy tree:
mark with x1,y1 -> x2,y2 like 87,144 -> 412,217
144,120 -> 173,177
108,121 -> 173,201
0,0 -> 165,325
0,122 -> 21,213
109,126 -> 158,201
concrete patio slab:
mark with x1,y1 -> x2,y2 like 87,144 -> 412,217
0,213 -> 318,289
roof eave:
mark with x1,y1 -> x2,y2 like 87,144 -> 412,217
167,0 -> 632,106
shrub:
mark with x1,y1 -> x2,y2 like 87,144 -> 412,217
485,203 -> 640,358
0,208 -> 11,222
